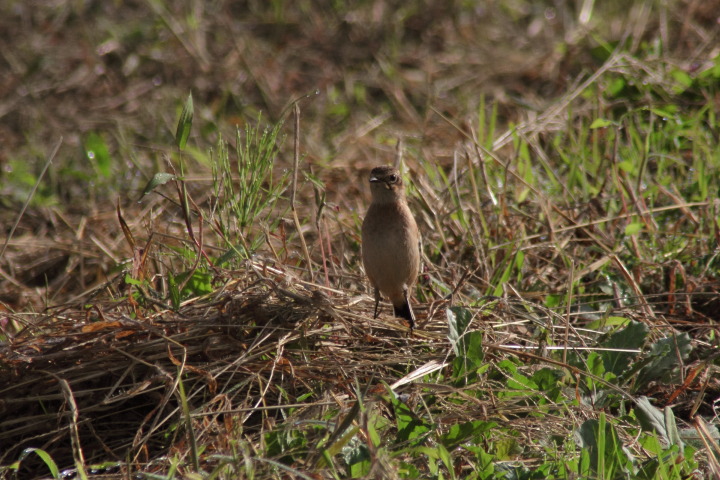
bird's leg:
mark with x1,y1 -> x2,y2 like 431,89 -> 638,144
396,286 -> 415,331
373,287 -> 381,318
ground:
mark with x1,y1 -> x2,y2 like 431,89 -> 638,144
1,1 -> 719,478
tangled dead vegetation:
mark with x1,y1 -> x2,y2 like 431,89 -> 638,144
0,262 -> 434,472
0,258 -> 641,474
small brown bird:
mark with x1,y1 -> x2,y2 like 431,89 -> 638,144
361,165 -> 420,329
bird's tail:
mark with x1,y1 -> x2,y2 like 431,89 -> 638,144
393,301 -> 416,330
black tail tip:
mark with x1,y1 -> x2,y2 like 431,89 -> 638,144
393,302 -> 416,330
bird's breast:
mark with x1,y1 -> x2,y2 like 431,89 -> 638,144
361,202 -> 420,292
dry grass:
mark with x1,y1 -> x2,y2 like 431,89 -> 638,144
2,0 -> 720,478
0,263 -> 624,473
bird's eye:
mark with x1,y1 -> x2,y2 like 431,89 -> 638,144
388,174 -> 398,183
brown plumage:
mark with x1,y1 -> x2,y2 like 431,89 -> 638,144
361,165 -> 420,329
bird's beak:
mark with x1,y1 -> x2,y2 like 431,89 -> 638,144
369,176 -> 380,183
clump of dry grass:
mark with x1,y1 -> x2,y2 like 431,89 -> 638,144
0,259 -> 617,475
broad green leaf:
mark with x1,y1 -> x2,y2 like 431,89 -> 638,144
650,106 -> 678,118
496,358 -> 518,373
347,445 -> 371,477
531,368 -> 564,393
463,445 -> 495,476
390,393 -> 431,445
544,294 -> 562,308
322,424 -> 360,458
175,92 -> 194,150
636,333 -> 692,386
461,331 -> 484,365
638,434 -> 665,455
506,371 -> 537,391
601,320 -> 648,375
586,351 -> 606,379
397,462 -> 421,478
590,43 -> 616,62
367,418 -> 381,447
493,437 -> 520,460
635,396 -> 667,441
216,245 -> 242,266
664,403 -> 683,448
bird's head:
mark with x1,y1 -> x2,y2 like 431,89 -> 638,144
368,165 -> 406,202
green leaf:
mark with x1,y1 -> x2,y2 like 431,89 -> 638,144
436,444 -> 455,480
624,222 -> 643,235
544,294 -> 562,308
531,368 -> 563,388
575,414 -> 634,477
586,351 -> 606,378
590,118 -> 615,129
493,437 -> 520,460
670,68 -> 693,94
168,272 -> 181,310
397,462 -> 421,478
390,393 -> 432,445
605,77 -> 626,98
664,404 -> 683,448
650,106 -> 678,118
506,370 -> 537,391
709,53 -> 720,79
590,42 -> 617,62
84,132 -> 111,178
636,333 -> 692,386
461,331 -> 484,365
176,92 -> 194,150
618,160 -> 635,172
17,448 -> 60,478
124,274 -> 143,286
446,306 -> 473,356
216,245 -> 242,266
601,320 -> 648,376
514,249 -> 525,281
463,445 -> 496,476
139,172 -> 177,198
447,307 -> 484,383
586,316 -> 630,330
181,271 -> 214,298
347,445 -> 371,477
635,396 -> 668,441
440,420 -> 496,450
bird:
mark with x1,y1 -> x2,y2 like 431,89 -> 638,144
361,165 -> 420,330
